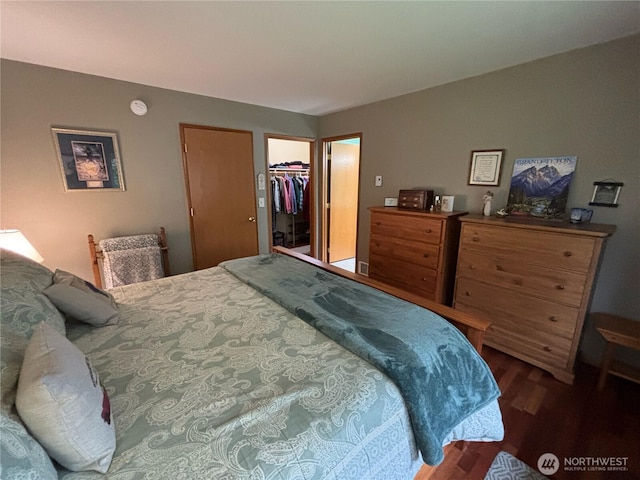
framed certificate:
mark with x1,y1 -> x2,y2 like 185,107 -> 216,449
468,149 -> 505,186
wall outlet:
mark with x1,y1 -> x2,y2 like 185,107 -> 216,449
258,197 -> 265,208
375,175 -> 383,187
358,261 -> 369,276
384,197 -> 398,206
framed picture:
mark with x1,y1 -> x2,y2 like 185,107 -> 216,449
468,149 -> 505,186
589,181 -> 623,207
441,195 -> 455,212
52,128 -> 125,191
506,156 -> 577,219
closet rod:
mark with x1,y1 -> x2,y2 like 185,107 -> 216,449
269,168 -> 309,174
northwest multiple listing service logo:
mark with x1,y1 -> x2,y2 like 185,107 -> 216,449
538,453 -> 629,475
538,453 -> 560,475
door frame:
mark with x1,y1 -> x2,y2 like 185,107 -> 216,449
264,134 -> 316,257
180,123 -> 258,269
321,133 -> 362,264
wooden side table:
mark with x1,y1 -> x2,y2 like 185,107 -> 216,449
593,313 -> 640,391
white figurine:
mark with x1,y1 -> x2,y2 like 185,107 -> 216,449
483,191 -> 494,217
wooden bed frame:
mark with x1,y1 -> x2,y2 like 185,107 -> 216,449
272,246 -> 490,353
273,247 -> 490,478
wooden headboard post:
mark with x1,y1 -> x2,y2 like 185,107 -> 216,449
271,246 -> 489,353
88,234 -> 103,288
159,227 -> 170,278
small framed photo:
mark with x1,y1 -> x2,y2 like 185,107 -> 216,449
52,127 -> 125,191
468,149 -> 505,186
589,181 -> 623,207
441,195 -> 455,212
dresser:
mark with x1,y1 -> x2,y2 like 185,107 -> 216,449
368,207 -> 467,305
453,215 -> 615,384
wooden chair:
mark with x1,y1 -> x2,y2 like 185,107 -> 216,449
88,227 -> 170,289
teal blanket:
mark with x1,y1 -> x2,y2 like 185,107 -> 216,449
221,254 -> 500,465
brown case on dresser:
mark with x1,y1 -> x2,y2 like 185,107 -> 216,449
398,189 -> 434,210
453,215 -> 615,384
368,207 -> 467,305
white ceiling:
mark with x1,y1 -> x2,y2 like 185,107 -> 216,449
2,1 -> 639,115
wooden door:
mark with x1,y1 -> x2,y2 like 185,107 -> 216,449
181,124 -> 258,270
328,141 -> 360,262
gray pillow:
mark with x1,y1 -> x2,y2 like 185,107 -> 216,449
16,322 -> 116,473
43,269 -> 119,326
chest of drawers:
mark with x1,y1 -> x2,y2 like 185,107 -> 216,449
368,207 -> 467,305
453,215 -> 615,383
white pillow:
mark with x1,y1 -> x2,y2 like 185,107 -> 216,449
15,322 -> 115,473
43,269 -> 119,326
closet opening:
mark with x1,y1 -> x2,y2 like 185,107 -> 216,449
265,135 -> 315,257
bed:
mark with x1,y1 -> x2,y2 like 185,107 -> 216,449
0,247 -> 503,479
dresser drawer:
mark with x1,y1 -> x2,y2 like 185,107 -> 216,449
457,250 -> 587,307
370,212 -> 442,245
370,233 -> 440,270
460,224 -> 597,272
454,277 -> 579,340
484,325 -> 571,370
454,300 -> 572,370
369,253 -> 437,298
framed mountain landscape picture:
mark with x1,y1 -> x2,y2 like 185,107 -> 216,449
506,156 -> 577,219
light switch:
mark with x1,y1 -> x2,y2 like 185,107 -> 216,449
258,198 -> 265,208
375,175 -> 383,187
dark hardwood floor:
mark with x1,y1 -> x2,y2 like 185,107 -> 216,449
417,347 -> 640,479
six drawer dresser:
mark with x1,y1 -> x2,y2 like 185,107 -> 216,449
368,207 -> 467,305
452,215 -> 615,384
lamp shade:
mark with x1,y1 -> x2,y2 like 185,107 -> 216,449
0,230 -> 44,263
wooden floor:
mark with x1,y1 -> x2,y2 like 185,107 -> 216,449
416,347 -> 640,480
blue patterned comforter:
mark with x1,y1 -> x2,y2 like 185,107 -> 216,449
221,254 -> 501,465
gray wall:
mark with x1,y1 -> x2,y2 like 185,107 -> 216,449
1,60 -> 317,280
319,35 -> 640,366
2,35 -> 638,367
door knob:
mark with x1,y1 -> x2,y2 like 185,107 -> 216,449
248,216 -> 256,222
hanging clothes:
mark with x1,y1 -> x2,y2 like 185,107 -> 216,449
269,170 -> 309,216
302,180 -> 311,223
269,169 -> 310,248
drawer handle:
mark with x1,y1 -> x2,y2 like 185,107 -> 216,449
422,277 -> 429,281
495,265 -> 504,272
425,229 -> 432,233
469,265 -> 476,270
423,253 -> 430,258
549,316 -> 558,322
375,221 -> 382,226
543,346 -> 552,352
556,285 -> 565,290
464,291 -> 470,296
472,237 -> 480,242
563,251 -> 573,257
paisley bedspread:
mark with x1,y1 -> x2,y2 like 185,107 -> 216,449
60,267 -> 423,479
59,263 -> 502,479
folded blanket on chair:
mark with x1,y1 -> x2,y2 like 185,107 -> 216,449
99,234 -> 158,252
101,246 -> 163,289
